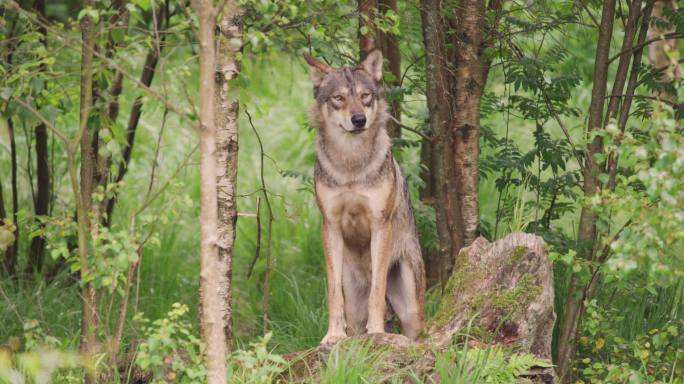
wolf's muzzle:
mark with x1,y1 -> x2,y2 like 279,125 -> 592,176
351,114 -> 367,130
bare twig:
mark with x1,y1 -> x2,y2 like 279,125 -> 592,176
388,115 -> 430,140
11,96 -> 69,144
578,0 -> 601,28
608,32 -> 682,64
244,107 -> 274,335
247,196 -> 261,278
541,93 -> 585,169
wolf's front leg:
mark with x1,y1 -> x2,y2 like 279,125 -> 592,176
367,222 -> 393,334
321,220 -> 347,344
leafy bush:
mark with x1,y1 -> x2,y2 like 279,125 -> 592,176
433,344 -> 552,384
578,300 -> 684,383
134,303 -> 206,383
227,332 -> 287,384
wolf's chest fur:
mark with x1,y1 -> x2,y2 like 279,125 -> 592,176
316,178 -> 394,253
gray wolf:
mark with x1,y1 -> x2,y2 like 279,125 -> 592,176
304,50 -> 426,344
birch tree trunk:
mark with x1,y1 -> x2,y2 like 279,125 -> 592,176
420,0 -> 501,287
419,0 -> 461,288
214,0 -> 242,353
191,0 -> 230,382
450,0 -> 487,249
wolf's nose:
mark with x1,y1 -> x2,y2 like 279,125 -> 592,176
351,114 -> 367,129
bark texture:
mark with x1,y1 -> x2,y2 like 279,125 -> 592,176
556,0 -> 617,381
358,0 -> 377,57
419,0 -> 500,287
450,0 -> 487,248
214,0 -> 242,353
377,0 -> 401,138
283,233 -> 556,383
420,0 -> 460,288
191,0 -> 229,382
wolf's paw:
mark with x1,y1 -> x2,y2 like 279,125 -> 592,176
366,324 -> 386,335
367,330 -> 387,335
320,330 -> 347,345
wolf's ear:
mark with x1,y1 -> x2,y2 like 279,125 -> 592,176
359,49 -> 383,82
304,53 -> 331,88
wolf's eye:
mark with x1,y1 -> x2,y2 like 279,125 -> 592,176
361,93 -> 372,102
332,95 -> 345,103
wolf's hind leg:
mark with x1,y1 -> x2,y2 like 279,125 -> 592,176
342,258 -> 369,336
386,259 -> 423,339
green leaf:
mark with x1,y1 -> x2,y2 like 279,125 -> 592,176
131,0 -> 151,11
0,87 -> 13,101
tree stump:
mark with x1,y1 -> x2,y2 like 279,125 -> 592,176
284,233 -> 556,383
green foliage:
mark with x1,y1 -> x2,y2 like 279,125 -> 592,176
134,303 -> 206,383
593,107 -> 684,284
433,343 -> 552,384
239,0 -> 357,63
413,199 -> 439,252
320,340 -> 397,384
227,332 -> 287,384
578,300 -> 684,383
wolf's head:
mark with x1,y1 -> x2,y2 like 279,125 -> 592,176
304,50 -> 387,136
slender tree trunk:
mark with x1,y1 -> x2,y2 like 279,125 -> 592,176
104,4 -> 166,226
556,1 -> 617,381
78,2 -> 98,382
4,117 -> 19,277
420,0 -> 461,288
2,2 -> 21,278
605,0 -> 641,124
214,0 -> 242,353
191,1 -> 229,382
450,0 -> 487,250
0,183 -> 5,223
608,1 -> 652,190
377,0 -> 401,138
0,183 -> 6,259
92,0 -> 129,215
358,0 -> 377,57
27,0 -> 50,275
420,0 -> 502,288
